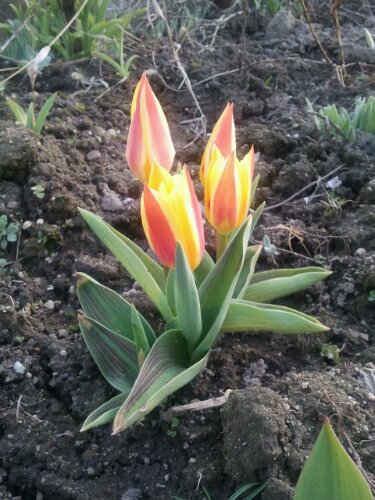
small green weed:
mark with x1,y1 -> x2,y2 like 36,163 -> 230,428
6,94 -> 56,135
0,215 -> 19,250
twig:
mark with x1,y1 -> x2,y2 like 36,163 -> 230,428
192,68 -> 239,87
331,0 -> 346,70
299,0 -> 345,86
264,164 -> 345,211
152,0 -> 206,137
16,395 -> 23,423
162,389 -> 233,419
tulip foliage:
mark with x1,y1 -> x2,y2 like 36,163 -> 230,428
77,74 -> 331,434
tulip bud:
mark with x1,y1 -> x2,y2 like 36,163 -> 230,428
126,73 -> 175,183
205,146 -> 254,235
141,163 -> 205,269
200,103 -> 235,182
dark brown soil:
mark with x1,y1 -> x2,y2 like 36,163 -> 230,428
0,3 -> 374,499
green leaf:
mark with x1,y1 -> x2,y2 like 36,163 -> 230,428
228,482 -> 268,500
244,267 -> 332,303
294,419 -> 374,500
222,299 -> 329,334
131,305 -> 150,367
76,272 -> 156,346
112,329 -> 209,434
6,97 -> 27,126
174,244 -> 202,353
34,93 -> 56,135
78,315 -> 139,393
233,245 -> 262,299
194,250 -> 215,287
81,391 -> 129,432
166,268 -> 176,315
26,102 -> 34,130
191,218 -> 252,363
250,201 -> 265,233
249,173 -> 260,206
79,209 -> 172,322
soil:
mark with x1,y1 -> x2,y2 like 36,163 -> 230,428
0,2 -> 375,499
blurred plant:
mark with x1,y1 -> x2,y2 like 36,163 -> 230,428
77,74 -> 331,434
6,93 -> 56,135
320,343 -> 340,364
166,416 -> 179,437
364,28 -> 375,50
95,30 -> 138,82
253,0 -> 281,13
368,290 -> 375,302
294,418 -> 373,499
0,215 -> 19,250
1,0 -> 142,61
307,96 -> 375,143
172,481 -> 267,500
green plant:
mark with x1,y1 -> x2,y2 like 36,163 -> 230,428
6,94 -> 56,135
95,30 -> 138,81
368,290 -> 375,302
32,184 -> 46,199
294,418 -> 373,500
166,416 -> 179,437
0,215 -> 19,250
320,343 -> 340,364
76,75 -> 331,435
306,96 -> 375,143
253,0 -> 281,13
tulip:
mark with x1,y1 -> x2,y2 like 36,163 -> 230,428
205,145 -> 254,237
141,163 -> 205,270
126,73 -> 175,183
200,103 -> 236,182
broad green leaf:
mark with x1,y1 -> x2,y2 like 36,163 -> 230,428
76,272 -> 156,346
222,299 -> 329,334
34,93 -> 56,135
194,251 -> 215,287
81,391 -> 129,431
174,244 -> 202,353
79,315 -> 139,393
131,305 -> 150,367
294,419 -> 374,500
244,267 -> 332,303
191,218 -> 252,363
112,329 -> 209,434
233,245 -> 262,299
6,97 -> 27,126
79,209 -> 172,322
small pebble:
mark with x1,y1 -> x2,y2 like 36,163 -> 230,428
144,457 -> 150,465
87,150 -> 101,161
43,300 -> 55,310
59,349 -> 67,358
7,201 -> 19,209
87,467 -> 96,477
36,218 -> 44,225
22,221 -> 32,230
355,248 -> 367,256
13,361 -> 26,374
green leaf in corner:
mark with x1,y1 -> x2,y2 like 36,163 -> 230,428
222,300 -> 329,334
244,267 -> 332,303
294,418 -> 374,500
81,391 -> 130,432
78,315 -> 139,393
78,209 -> 172,322
174,244 -> 202,354
112,329 -> 209,434
191,218 -> 252,363
76,272 -> 156,346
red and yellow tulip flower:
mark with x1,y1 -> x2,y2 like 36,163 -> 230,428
204,145 -> 255,236
126,73 -> 175,183
200,103 -> 236,183
141,163 -> 205,270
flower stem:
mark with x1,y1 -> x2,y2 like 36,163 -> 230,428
215,231 -> 228,261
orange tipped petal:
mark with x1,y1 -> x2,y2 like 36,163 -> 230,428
210,153 -> 238,234
200,103 -> 235,182
141,185 -> 176,268
126,74 -> 175,183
